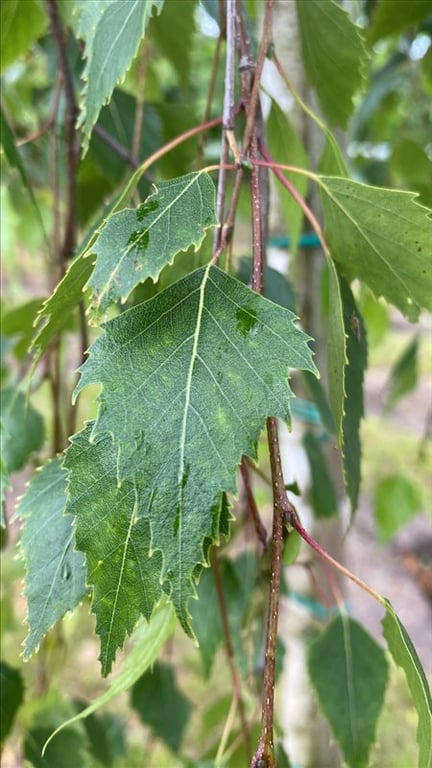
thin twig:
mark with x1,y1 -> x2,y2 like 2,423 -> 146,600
94,125 -> 139,169
241,0 -> 274,155
197,32 -> 223,167
240,458 -> 268,550
253,150 -> 330,258
289,509 -> 385,606
211,549 -> 252,763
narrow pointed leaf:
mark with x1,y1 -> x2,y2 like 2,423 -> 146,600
302,431 -> 338,518
87,172 -> 218,316
15,459 -> 87,657
75,265 -> 317,631
43,601 -> 176,752
308,614 -> 388,768
382,601 -> 432,768
64,425 -> 163,676
296,0 -> 368,128
319,177 -> 432,321
325,258 -> 347,438
76,0 -> 164,152
31,254 -> 94,366
340,278 -> 367,515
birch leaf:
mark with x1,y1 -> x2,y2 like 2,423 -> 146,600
87,172 -> 217,316
319,177 -> 432,321
64,425 -> 163,676
74,265 -> 317,633
76,0 -> 164,152
15,459 -> 87,657
308,614 -> 388,768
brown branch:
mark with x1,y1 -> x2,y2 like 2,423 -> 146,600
251,418 -> 285,768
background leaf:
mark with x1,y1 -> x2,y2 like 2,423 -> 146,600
384,335 -> 419,412
87,171 -> 218,315
296,0 -> 368,128
319,177 -> 432,321
76,0 -> 164,151
75,265 -> 317,633
0,661 -> 24,743
368,0 -> 432,44
374,474 -> 422,544
131,661 -> 191,752
382,602 -> 432,768
340,278 -> 367,515
0,389 -> 44,473
43,601 -> 176,749
0,0 -> 47,72
302,430 -> 338,518
15,458 -> 87,658
151,0 -> 196,91
308,614 -> 388,768
266,100 -> 309,255
64,425 -> 163,676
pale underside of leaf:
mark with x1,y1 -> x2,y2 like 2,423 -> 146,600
74,265 -> 317,632
87,171 -> 218,316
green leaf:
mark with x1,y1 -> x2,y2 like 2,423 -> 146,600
189,567 -> 221,677
302,370 -> 336,436
64,425 -> 163,676
302,431 -> 338,518
89,89 -> 161,183
237,257 -> 296,312
340,278 -> 367,515
308,614 -> 388,768
131,661 -> 191,752
75,265 -> 317,632
25,726 -> 90,768
152,0 -> 196,90
1,298 -> 45,360
15,459 -> 87,658
282,529 -> 301,566
374,474 -> 422,544
318,177 -> 432,321
267,100 -> 308,255
384,335 -> 419,412
368,0 -> 432,44
31,254 -> 94,366
0,0 -> 47,72
87,171 -> 218,316
76,0 -> 164,152
0,662 -> 24,742
382,601 -> 432,768
357,287 -> 388,348
0,389 -> 44,472
296,0 -> 368,129
324,258 -> 347,438
43,600 -> 176,751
